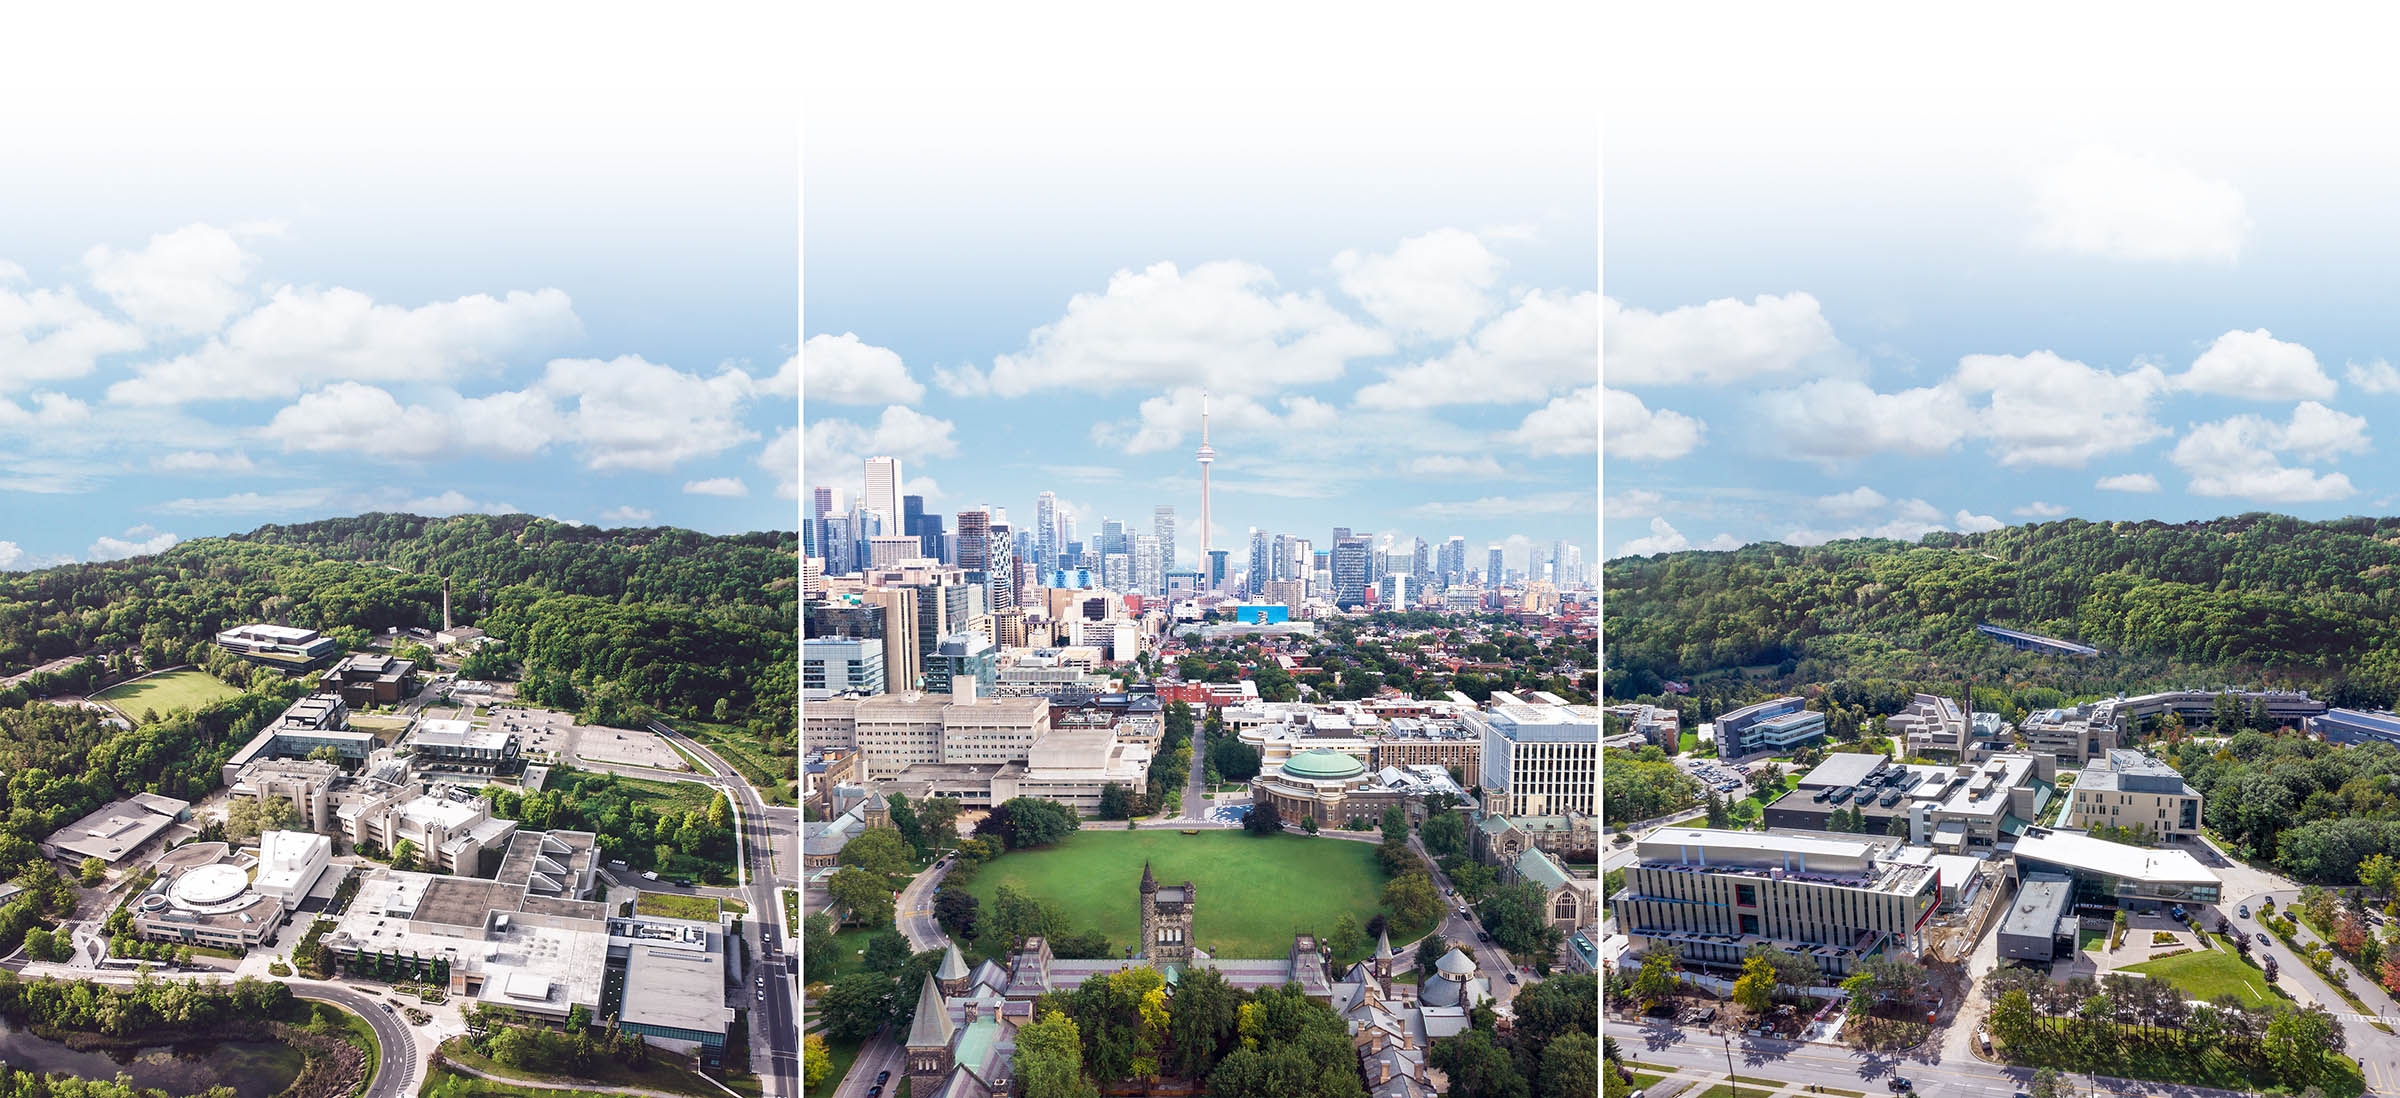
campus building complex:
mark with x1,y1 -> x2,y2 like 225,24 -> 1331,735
1713,696 -> 1824,759
1761,751 -> 2056,853
2059,749 -> 2204,839
1468,693 -> 1598,816
1611,827 -> 1940,977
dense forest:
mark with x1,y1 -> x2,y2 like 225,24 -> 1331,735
1606,514 -> 2400,707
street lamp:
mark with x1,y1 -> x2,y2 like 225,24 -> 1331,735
1714,1024 -> 1741,1098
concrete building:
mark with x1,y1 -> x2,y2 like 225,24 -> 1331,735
1366,719 -> 1479,777
2060,749 -> 2203,839
2010,828 -> 2222,909
131,836 -> 329,950
1247,755 -> 1468,829
2029,690 -> 2326,765
213,624 -> 337,666
609,916 -> 736,1062
322,652 -> 417,706
343,784 -> 519,875
228,758 -> 347,832
321,868 -> 609,1024
407,720 -> 522,775
1996,876 -> 2079,963
803,637 -> 888,700
44,793 -> 193,864
1761,751 -> 2056,853
925,632 -> 999,697
1469,694 -> 1598,816
840,686 -> 1053,781
1713,696 -> 1808,758
2312,707 -> 2400,747
1611,827 -> 1940,977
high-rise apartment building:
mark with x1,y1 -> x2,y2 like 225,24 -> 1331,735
956,509 -> 990,572
1132,534 -> 1162,597
988,522 -> 1018,614
1153,505 -> 1176,574
1441,536 -> 1466,590
864,457 -> 902,530
1411,538 -> 1431,584
1487,545 -> 1504,590
1036,492 -> 1058,572
1248,529 -> 1268,597
903,494 -> 927,547
1332,534 -> 1370,607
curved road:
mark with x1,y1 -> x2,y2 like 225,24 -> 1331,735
297,984 -> 419,1098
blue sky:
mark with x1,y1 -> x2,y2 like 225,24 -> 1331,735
803,83 -> 1599,575
1603,19 -> 2400,558
0,39 -> 796,570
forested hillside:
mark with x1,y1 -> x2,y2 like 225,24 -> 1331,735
1606,513 -> 2400,708
0,513 -> 797,725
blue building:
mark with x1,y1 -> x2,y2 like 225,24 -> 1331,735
925,632 -> 999,697
1044,569 -> 1097,589
1714,696 -> 1819,758
2313,708 -> 2400,747
1232,604 -> 1289,624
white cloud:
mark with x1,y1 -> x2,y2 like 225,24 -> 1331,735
1331,227 -> 1503,341
1093,387 -> 1351,455
1507,386 -> 1600,457
599,505 -> 655,524
0,542 -> 20,570
2178,329 -> 2336,401
1603,488 -> 1663,519
404,491 -> 520,517
1950,350 -> 2171,466
682,477 -> 749,497
1816,486 -> 1889,515
804,405 -> 958,481
261,356 -> 758,471
82,223 -> 259,337
1603,292 -> 1844,387
1611,516 -> 1742,558
2096,473 -> 2162,493
151,449 -> 257,474
1600,388 -> 1702,461
802,333 -> 922,403
156,488 -> 334,515
0,284 -> 144,391
1354,289 -> 1597,408
1779,496 -> 1993,546
2014,501 -> 2070,517
87,525 -> 180,562
1401,454 -> 1509,479
1954,509 -> 2004,533
760,427 -> 800,500
0,391 -> 94,431
2031,147 -> 2250,263
1411,492 -> 1591,519
973,259 -> 1391,397
2170,401 -> 2368,502
108,285 -> 582,405
1755,378 -> 1971,464
2348,359 -> 2400,395
758,353 -> 799,399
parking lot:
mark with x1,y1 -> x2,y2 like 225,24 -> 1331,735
487,705 -> 690,771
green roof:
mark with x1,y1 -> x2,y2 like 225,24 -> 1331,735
1514,847 -> 1572,891
1282,749 -> 1365,780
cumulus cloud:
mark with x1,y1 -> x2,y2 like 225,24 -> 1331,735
151,449 -> 256,474
1817,486 -> 1890,515
1092,387 -> 1365,456
1603,488 -> 1664,519
1506,386 -> 1600,457
0,284 -> 144,391
82,223 -> 260,337
599,505 -> 655,524
802,333 -> 922,403
1401,454 -> 1509,479
760,428 -> 800,500
2031,147 -> 2250,263
2170,401 -> 2368,501
1604,292 -> 1844,387
262,381 -> 565,461
108,285 -> 582,405
0,542 -> 20,570
1780,497 -> 1996,546
1951,350 -> 2171,466
86,525 -> 180,562
1600,388 -> 1702,461
2348,359 -> 2400,394
1611,516 -> 1741,558
404,491 -> 520,517
2178,329 -> 2336,401
758,353 -> 799,399
1354,290 -> 1597,408
1410,492 -> 1592,519
682,477 -> 748,497
1755,379 -> 1971,464
156,488 -> 336,515
2014,501 -> 2070,517
2096,472 -> 2162,493
968,260 -> 1390,397
1331,227 -> 1504,341
1954,509 -> 2004,533
0,392 -> 94,431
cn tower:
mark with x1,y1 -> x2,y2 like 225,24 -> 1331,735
1197,391 -> 1214,590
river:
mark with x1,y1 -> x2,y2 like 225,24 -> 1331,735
0,1015 -> 305,1096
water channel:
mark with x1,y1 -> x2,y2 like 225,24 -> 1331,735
0,1014 -> 305,1096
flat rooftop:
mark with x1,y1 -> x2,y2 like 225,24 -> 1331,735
620,940 -> 732,1036
2014,830 -> 2220,886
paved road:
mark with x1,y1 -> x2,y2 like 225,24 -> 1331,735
1626,1017 -> 2267,1098
896,859 -> 955,953
1181,715 -> 1209,820
833,1031 -> 900,1098
1409,833 -> 1524,1009
654,718 -> 800,1098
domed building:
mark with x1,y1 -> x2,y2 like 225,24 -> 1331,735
1248,749 -> 1467,828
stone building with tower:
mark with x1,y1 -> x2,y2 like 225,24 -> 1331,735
1138,860 -> 1194,966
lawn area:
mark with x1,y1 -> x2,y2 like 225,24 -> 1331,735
635,891 -> 724,922
93,669 -> 239,719
420,1065 -> 622,1098
436,1036 -> 724,1098
2124,943 -> 2282,1010
1678,730 -> 1699,752
684,721 -> 799,806
598,770 -> 723,816
2077,926 -> 2107,952
819,926 -> 886,983
1997,1033 -> 2362,1098
783,888 -> 800,936
958,829 -> 1415,960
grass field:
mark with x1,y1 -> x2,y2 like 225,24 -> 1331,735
819,926 -> 885,984
420,1065 -> 621,1098
2124,938 -> 2281,1009
684,721 -> 799,806
93,669 -> 239,719
635,891 -> 724,922
957,829 -> 1407,960
600,771 -> 723,816
436,1036 -> 722,1098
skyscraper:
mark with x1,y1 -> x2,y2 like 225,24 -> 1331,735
1441,536 -> 1466,589
903,494 -> 926,541
1248,529 -> 1268,597
1197,392 -> 1215,587
1332,534 -> 1370,607
986,521 -> 1017,613
864,456 -> 902,530
1133,533 -> 1162,597
957,508 -> 991,572
810,486 -> 841,559
1487,544 -> 1504,589
1411,537 -> 1430,585
1036,492 -> 1058,572
1153,505 -> 1176,574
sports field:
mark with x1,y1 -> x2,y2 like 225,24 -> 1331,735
958,830 -> 1402,959
94,670 -> 241,719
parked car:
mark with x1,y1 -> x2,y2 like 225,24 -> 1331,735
876,1071 -> 892,1085
2239,904 -> 2250,918
1887,1078 -> 1913,1092
2257,932 -> 2270,945
1478,932 -> 1492,943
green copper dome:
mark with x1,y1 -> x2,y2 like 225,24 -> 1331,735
1282,749 -> 1365,781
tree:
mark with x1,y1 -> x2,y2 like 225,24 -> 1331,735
996,797 -> 1082,849
863,931 -> 913,975
803,1032 -> 831,1089
1630,950 -> 1680,1009
1383,871 -> 1442,931
76,857 -> 105,887
1449,860 -> 1499,904
1539,1031 -> 1599,1098
1841,971 -> 1875,1019
1732,952 -> 1776,1014
1015,1008 -> 1101,1098
1479,881 -> 1562,957
2028,1067 -> 2067,1098
390,839 -> 420,873
1165,965 -> 1240,1078
888,793 -> 925,856
819,973 -> 894,1042
1328,913 -> 1366,962
935,887 -> 980,940
1302,816 -> 1319,834
1417,935 -> 1450,977
1380,805 -> 1410,846
827,866 -> 895,928
840,827 -> 916,880
1246,800 -> 1285,835
1430,1029 -> 1529,1098
1210,735 -> 1262,782
1704,790 -> 1728,828
1420,811 -> 1468,858
918,796 -> 963,846
803,912 -> 841,976
1096,783 -> 1134,820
